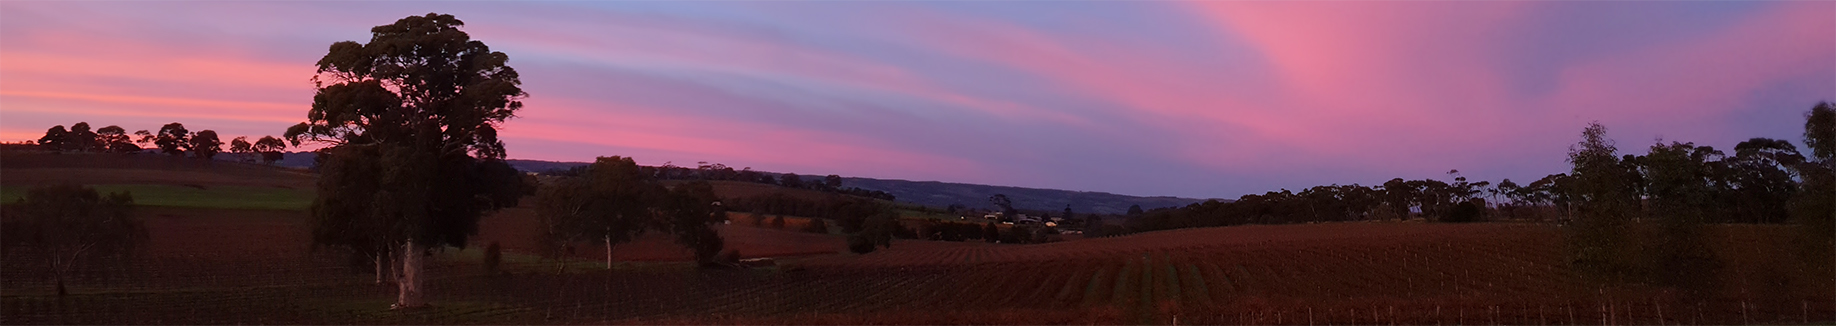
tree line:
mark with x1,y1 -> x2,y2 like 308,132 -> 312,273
545,161 -> 896,201
33,121 -> 288,164
1109,105 -> 1830,241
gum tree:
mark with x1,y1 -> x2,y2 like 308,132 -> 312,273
285,13 -> 526,309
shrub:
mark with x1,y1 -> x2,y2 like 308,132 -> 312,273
847,235 -> 876,254
482,241 -> 502,275
1443,201 -> 1482,223
803,218 -> 830,234
770,215 -> 786,229
718,249 -> 743,265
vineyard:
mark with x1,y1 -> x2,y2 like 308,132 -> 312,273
4,209 -> 1829,324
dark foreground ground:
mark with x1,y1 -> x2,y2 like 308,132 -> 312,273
1,153 -> 1830,324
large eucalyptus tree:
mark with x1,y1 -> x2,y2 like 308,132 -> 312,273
285,13 -> 527,309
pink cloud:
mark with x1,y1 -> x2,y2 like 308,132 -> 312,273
1538,1 -> 1836,140
0,9 -> 316,141
884,6 -> 1436,171
474,13 -> 1093,127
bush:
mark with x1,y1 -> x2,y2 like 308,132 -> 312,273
718,249 -> 743,265
1443,201 -> 1482,223
803,218 -> 830,234
847,235 -> 876,254
770,215 -> 786,229
482,241 -> 502,275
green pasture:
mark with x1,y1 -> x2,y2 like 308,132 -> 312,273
0,184 -> 313,211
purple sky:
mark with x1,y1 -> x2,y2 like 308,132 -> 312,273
2,1 -> 1831,199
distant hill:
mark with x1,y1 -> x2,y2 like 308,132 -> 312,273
250,156 -> 1206,215
836,177 -> 1207,215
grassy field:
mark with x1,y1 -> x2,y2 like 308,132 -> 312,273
1,184 -> 312,211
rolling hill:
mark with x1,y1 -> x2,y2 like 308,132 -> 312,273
252,154 -> 1208,215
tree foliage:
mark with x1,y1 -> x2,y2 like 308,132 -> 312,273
66,122 -> 97,153
1565,122 -> 1642,283
1639,141 -> 1723,292
229,136 -> 255,161
37,125 -> 68,152
96,125 -> 137,153
253,136 -> 288,164
1791,102 -> 1836,293
154,123 -> 190,156
536,157 -> 728,266
286,13 -> 527,309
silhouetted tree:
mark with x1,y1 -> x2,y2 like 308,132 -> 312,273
824,174 -> 843,189
132,129 -> 154,147
285,13 -> 527,310
535,156 -> 654,270
1566,122 -> 1642,283
96,125 -> 137,153
780,173 -> 804,189
0,184 -> 146,296
188,130 -> 223,159
1641,141 -> 1723,292
254,136 -> 288,164
65,122 -> 97,152
229,136 -> 255,162
154,123 -> 189,156
660,181 -> 725,264
37,125 -> 67,152
1126,204 -> 1144,216
1725,138 -> 1804,223
982,222 -> 1000,243
1791,102 -> 1835,292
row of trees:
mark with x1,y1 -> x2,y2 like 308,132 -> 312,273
35,121 -> 288,163
1112,171 -> 1502,235
1109,104 -> 1829,238
649,162 -> 897,201
546,161 -> 896,201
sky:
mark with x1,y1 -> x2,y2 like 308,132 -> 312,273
1,1 -> 1832,199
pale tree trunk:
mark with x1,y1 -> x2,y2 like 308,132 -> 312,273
605,235 -> 613,270
394,239 -> 425,309
373,253 -> 384,285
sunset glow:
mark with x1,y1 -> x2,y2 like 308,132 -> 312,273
3,1 -> 1830,198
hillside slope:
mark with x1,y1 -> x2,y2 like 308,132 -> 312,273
503,159 -> 1206,215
